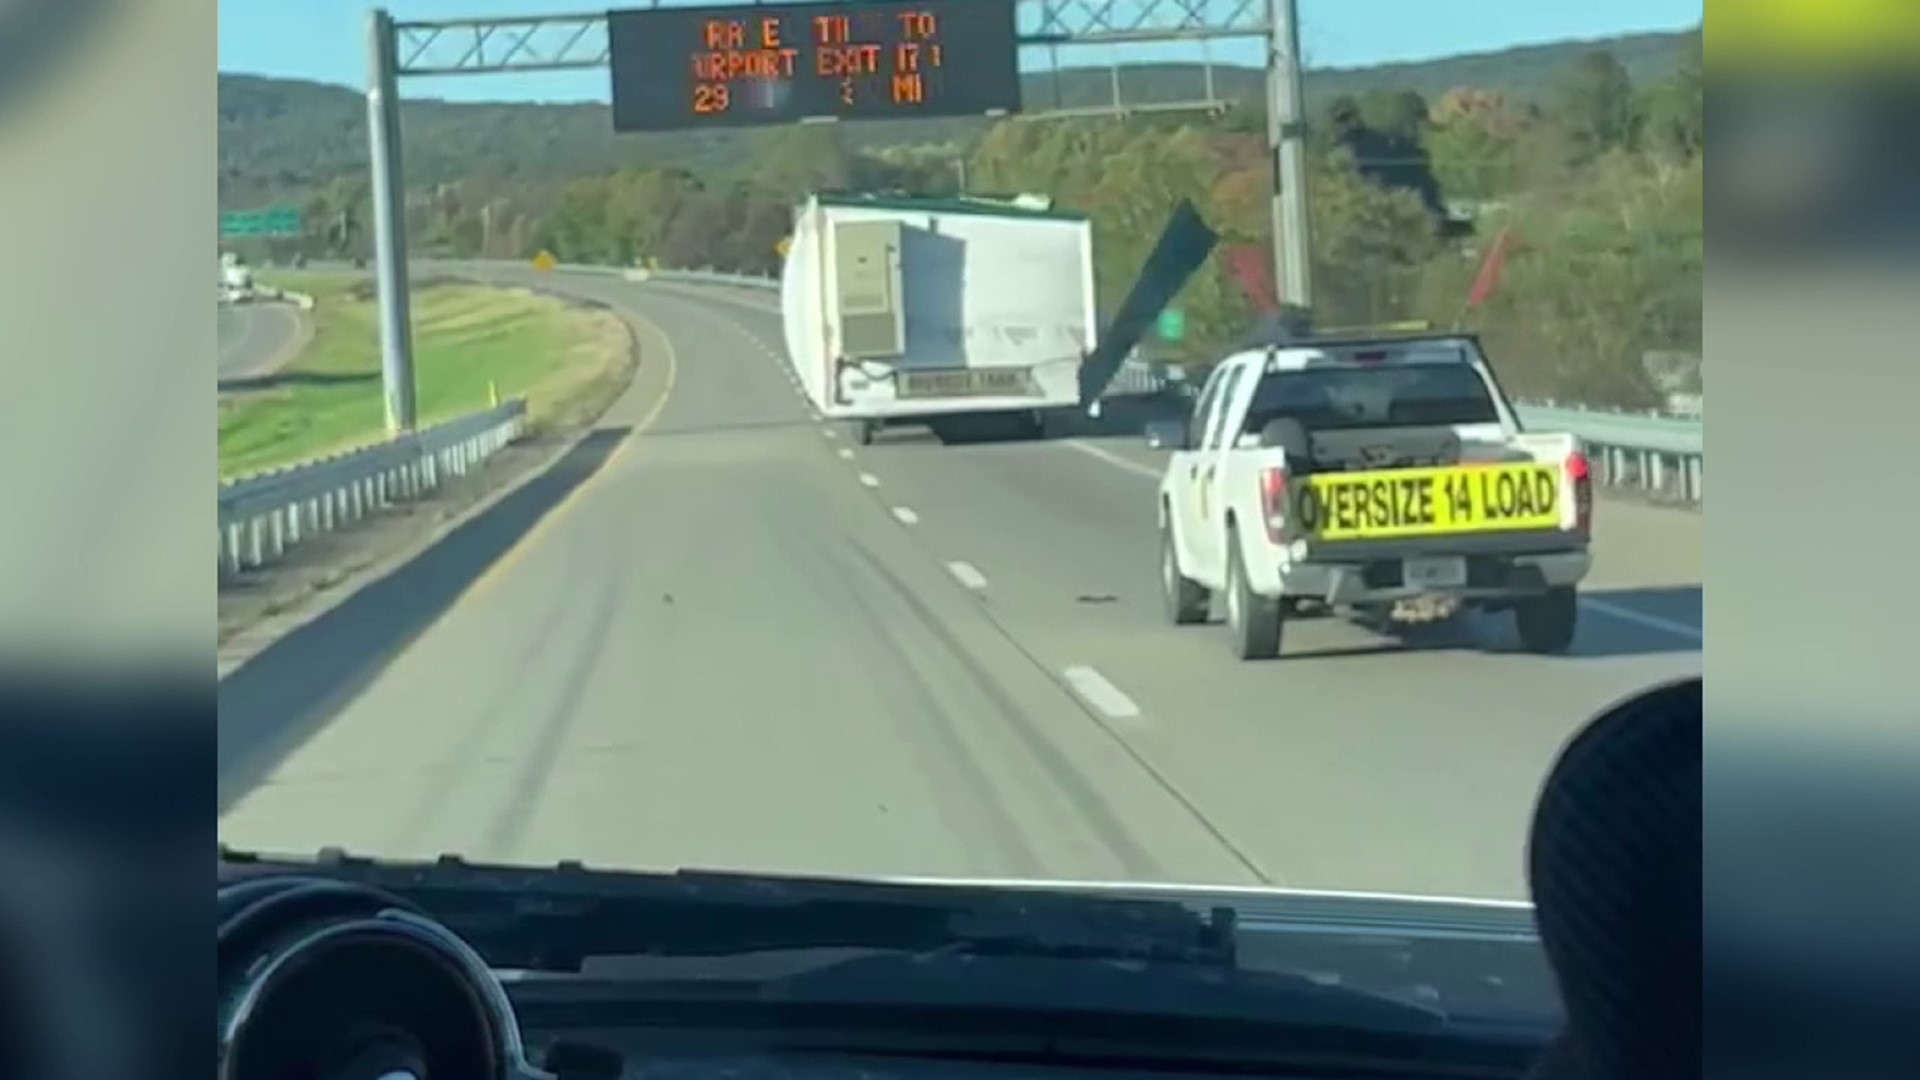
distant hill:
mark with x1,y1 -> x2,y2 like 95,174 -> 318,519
218,28 -> 1697,207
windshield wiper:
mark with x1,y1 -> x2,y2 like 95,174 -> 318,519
220,848 -> 1239,971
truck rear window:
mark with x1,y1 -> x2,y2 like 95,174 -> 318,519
1242,363 -> 1500,433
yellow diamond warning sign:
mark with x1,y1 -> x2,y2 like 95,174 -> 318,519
531,250 -> 557,272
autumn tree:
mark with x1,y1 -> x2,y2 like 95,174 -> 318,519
1425,89 -> 1527,199
279,43 -> 1701,409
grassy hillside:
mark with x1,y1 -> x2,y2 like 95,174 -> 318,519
218,29 -> 1697,207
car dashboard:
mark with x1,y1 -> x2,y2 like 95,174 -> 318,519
212,863 -> 1556,1080
517,1043 -> 1484,1080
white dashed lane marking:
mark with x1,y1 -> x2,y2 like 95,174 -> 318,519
858,472 -> 880,488
836,448 -> 854,460
1062,666 -> 1143,723
947,561 -> 989,591
891,506 -> 919,525
1063,439 -> 1160,479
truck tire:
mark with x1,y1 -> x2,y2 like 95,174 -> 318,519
1224,530 -> 1283,660
845,419 -> 876,446
1160,517 -> 1209,625
1515,587 -> 1578,654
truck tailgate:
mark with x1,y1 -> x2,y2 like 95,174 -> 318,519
1292,460 -> 1574,543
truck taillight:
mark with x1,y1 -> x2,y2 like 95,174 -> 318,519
1260,467 -> 1288,543
1567,450 -> 1592,533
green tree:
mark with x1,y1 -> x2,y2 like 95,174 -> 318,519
1424,91 -> 1527,200
405,43 -> 1701,408
1551,51 -> 1637,165
1638,37 -> 1703,164
748,126 -> 854,197
1308,147 -> 1443,327
1357,90 -> 1430,142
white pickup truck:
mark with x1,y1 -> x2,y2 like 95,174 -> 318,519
1149,332 -> 1593,660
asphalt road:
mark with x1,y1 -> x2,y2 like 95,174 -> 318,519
217,301 -> 302,382
217,269 -> 1703,901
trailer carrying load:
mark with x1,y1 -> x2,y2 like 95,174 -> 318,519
780,192 -> 1099,444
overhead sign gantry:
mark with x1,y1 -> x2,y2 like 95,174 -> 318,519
361,0 -> 1309,436
608,0 -> 1021,131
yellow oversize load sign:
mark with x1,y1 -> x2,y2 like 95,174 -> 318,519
1297,463 -> 1562,542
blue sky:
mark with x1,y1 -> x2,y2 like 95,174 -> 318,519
219,0 -> 1703,104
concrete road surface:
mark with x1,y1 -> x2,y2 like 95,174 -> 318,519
218,269 -> 1702,902
217,301 -> 302,382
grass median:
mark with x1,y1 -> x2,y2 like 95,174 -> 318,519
218,272 -> 633,479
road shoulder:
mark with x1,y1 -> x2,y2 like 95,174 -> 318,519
216,305 -> 672,678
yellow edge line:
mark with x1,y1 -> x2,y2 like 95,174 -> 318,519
220,312 -> 679,813
456,315 -> 679,603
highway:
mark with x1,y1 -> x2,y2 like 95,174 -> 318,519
217,301 -> 303,383
217,268 -> 1702,902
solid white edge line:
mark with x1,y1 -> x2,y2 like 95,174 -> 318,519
871,874 -> 1532,909
1062,665 -> 1142,720
858,472 -> 880,488
947,561 -> 989,590
891,506 -> 919,525
1062,438 -> 1162,479
1579,597 -> 1703,642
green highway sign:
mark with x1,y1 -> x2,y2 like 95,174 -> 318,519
1156,307 -> 1186,342
220,206 -> 303,238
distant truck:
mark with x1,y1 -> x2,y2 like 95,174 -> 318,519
780,192 -> 1099,444
219,252 -> 255,302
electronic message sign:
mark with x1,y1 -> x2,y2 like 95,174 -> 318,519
608,0 -> 1022,132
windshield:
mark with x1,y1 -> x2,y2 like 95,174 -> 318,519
1244,361 -> 1502,432
213,0 -> 1702,1047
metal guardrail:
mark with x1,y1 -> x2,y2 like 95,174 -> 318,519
1513,404 -> 1702,504
218,400 -> 527,577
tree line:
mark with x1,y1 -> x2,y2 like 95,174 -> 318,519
236,40 -> 1701,409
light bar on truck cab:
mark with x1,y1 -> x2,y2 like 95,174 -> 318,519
1314,320 -> 1436,336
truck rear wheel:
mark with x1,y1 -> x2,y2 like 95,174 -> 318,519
1515,587 -> 1578,654
1160,518 -> 1209,625
1224,531 -> 1283,660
